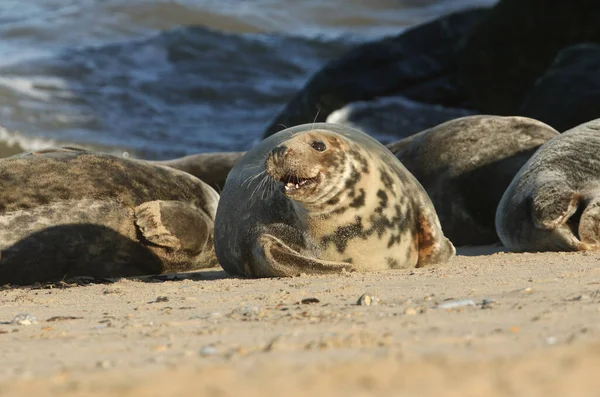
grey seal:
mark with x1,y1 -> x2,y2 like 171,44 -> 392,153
214,123 -> 455,278
496,118 -> 600,251
153,151 -> 245,192
388,115 -> 559,246
0,147 -> 219,285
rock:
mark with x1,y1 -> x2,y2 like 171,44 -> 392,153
325,96 -> 476,144
520,44 -> 600,131
300,298 -> 320,305
457,0 -> 600,114
263,8 -> 488,138
481,299 -> 496,309
357,293 -> 380,306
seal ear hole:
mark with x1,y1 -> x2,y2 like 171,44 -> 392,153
311,140 -> 326,152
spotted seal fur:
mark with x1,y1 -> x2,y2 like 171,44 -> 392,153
496,118 -> 600,252
214,123 -> 455,278
0,147 -> 219,285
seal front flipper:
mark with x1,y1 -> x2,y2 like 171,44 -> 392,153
134,200 -> 211,253
253,234 -> 357,278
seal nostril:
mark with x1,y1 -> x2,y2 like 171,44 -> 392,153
311,140 -> 326,152
271,145 -> 288,159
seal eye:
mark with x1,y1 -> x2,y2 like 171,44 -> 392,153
311,140 -> 326,152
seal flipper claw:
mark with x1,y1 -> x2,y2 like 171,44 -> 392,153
135,201 -> 211,253
254,234 -> 357,278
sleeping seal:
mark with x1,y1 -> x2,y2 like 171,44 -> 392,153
0,147 -> 219,285
214,123 -> 455,278
496,118 -> 600,252
388,115 -> 559,246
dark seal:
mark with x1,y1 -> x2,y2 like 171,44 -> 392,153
214,123 -> 455,278
389,115 -> 559,246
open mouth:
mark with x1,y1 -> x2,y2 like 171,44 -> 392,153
280,173 -> 320,193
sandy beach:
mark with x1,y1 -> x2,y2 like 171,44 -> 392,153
1,247 -> 600,396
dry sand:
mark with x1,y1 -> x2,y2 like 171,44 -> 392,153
1,247 -> 600,397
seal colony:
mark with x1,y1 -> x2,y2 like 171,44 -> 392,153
214,123 -> 455,278
388,115 -> 559,246
0,147 -> 219,285
496,118 -> 600,252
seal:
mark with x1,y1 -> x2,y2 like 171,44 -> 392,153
214,123 -> 455,278
496,118 -> 600,252
0,147 -> 220,285
388,115 -> 559,246
153,151 -> 245,192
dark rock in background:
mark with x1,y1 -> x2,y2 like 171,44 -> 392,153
457,0 -> 600,115
262,9 -> 488,138
519,44 -> 600,132
325,96 -> 476,143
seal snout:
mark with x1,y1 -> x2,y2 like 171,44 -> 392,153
265,143 -> 323,195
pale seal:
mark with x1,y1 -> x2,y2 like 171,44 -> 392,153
496,118 -> 600,252
0,147 -> 219,286
214,123 -> 455,278
388,115 -> 559,246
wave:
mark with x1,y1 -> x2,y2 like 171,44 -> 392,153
0,26 -> 355,159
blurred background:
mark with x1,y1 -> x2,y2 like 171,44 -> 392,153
0,0 -> 495,159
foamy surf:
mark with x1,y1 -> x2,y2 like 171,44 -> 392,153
0,125 -> 133,159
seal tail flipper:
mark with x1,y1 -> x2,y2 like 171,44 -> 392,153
529,189 -> 590,251
415,212 -> 455,268
134,200 -> 212,254
253,234 -> 357,278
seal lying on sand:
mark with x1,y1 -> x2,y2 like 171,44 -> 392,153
214,123 -> 455,278
496,118 -> 600,252
0,147 -> 219,286
388,115 -> 559,246
153,151 -> 245,192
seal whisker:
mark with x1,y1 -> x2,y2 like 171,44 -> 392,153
250,171 -> 269,200
242,169 -> 266,188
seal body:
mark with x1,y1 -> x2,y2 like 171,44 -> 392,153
154,151 -> 245,192
0,148 -> 219,285
389,115 -> 559,246
215,123 -> 454,278
496,118 -> 600,252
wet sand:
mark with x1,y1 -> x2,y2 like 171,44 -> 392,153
1,248 -> 600,396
